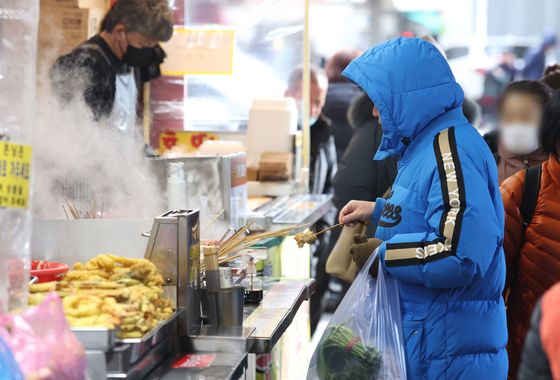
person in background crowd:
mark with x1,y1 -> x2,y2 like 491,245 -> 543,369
542,64 -> 560,91
285,66 -> 337,195
51,0 -> 173,132
484,81 -> 549,183
522,33 -> 557,80
480,50 -> 518,120
331,93 -> 397,224
322,50 -> 362,161
285,66 -> 337,333
340,37 -> 507,379
501,89 -> 560,379
518,283 -> 560,380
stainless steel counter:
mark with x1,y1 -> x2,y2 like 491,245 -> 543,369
247,194 -> 333,231
244,278 -> 316,354
148,278 -> 315,380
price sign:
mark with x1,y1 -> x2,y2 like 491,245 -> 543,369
0,142 -> 31,209
172,354 -> 216,368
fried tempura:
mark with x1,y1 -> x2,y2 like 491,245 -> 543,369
29,281 -> 57,293
30,254 -> 174,339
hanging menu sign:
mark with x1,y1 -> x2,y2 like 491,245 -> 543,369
0,142 -> 32,209
161,28 -> 235,76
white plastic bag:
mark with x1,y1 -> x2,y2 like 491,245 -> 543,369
308,249 -> 407,380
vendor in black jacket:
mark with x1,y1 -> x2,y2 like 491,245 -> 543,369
50,0 -> 173,133
285,65 -> 337,333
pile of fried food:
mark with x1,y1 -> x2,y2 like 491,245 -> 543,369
29,254 -> 173,339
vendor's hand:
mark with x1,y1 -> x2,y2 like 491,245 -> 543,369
349,235 -> 382,269
339,200 -> 375,226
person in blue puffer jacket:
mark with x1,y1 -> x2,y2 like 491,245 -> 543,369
338,37 -> 508,379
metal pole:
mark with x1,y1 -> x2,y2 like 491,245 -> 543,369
301,0 -> 311,193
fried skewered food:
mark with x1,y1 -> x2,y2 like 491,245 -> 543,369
294,230 -> 317,248
294,223 -> 345,248
29,254 -> 173,338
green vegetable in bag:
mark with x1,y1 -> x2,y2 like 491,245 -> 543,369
316,324 -> 382,380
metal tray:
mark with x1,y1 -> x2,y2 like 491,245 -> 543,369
107,336 -> 172,379
272,194 -> 332,224
109,310 -> 181,369
72,327 -> 118,351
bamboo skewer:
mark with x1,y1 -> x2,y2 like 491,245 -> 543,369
62,205 -> 70,220
201,222 -> 303,270
202,209 -> 225,234
314,222 -> 344,237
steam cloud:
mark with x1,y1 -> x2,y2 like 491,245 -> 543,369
33,60 -> 165,220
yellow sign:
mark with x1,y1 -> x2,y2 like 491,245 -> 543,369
159,130 -> 218,153
0,142 -> 32,209
161,28 -> 235,76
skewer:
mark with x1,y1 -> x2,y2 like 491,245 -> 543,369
314,222 -> 344,237
202,209 -> 225,234
65,200 -> 79,219
62,205 -> 70,220
201,222 -> 303,271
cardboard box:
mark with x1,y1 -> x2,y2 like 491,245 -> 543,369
37,0 -> 109,73
40,0 -> 109,39
258,152 -> 293,181
38,6 -> 89,59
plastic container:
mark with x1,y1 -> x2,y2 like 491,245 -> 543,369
30,261 -> 69,283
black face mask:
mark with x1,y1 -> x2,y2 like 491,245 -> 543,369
122,45 -> 153,67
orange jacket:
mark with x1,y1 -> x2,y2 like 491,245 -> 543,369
501,154 -> 560,378
518,283 -> 560,379
541,283 -> 560,379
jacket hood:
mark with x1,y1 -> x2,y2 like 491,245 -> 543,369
348,92 -> 374,129
342,37 -> 464,159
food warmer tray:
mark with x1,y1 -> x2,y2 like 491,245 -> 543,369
73,327 -> 119,352
106,310 -> 181,375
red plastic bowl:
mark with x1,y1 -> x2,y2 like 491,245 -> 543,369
30,260 -> 69,283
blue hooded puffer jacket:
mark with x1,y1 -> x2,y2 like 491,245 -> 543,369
343,37 -> 508,379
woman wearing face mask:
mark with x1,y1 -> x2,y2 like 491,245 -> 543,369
50,0 -> 173,134
501,89 -> 560,379
495,81 -> 550,183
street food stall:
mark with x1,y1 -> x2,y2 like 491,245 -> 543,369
0,0 -> 335,378
29,205 -> 327,380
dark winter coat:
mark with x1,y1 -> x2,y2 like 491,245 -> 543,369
322,82 -> 361,161
331,93 -> 398,211
310,115 -> 337,195
50,35 -> 128,120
